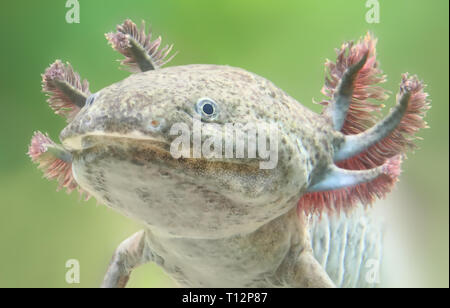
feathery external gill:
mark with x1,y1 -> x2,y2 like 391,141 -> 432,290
298,33 -> 430,215
106,19 -> 177,72
42,60 -> 91,122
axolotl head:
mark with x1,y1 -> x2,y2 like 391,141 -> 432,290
59,64 -> 334,237
29,20 -> 429,239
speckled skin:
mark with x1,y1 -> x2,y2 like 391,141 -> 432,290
60,64 -> 342,287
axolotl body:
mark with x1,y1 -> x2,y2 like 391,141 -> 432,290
29,20 -> 430,287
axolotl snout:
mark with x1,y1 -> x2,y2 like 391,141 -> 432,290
29,20 -> 430,287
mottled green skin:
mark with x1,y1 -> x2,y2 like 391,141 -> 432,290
60,64 -> 342,286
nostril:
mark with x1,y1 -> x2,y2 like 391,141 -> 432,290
146,118 -> 166,132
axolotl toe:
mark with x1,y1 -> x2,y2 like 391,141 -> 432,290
29,20 -> 430,287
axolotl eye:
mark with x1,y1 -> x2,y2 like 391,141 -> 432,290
195,98 -> 219,120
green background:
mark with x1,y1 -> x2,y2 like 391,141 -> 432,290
0,0 -> 447,287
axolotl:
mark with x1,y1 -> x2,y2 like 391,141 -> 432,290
29,20 -> 430,287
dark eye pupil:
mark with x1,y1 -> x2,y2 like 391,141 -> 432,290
202,103 -> 214,115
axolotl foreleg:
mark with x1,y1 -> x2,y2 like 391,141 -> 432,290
29,20 -> 430,287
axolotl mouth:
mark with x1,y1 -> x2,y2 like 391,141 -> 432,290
59,107 -> 275,176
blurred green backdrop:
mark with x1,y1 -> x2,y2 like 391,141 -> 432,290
0,0 -> 447,287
